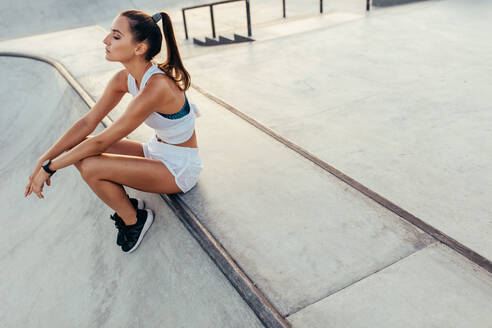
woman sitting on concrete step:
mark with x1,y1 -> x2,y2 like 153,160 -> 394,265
24,10 -> 203,253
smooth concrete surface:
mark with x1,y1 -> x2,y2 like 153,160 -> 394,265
0,0 -> 369,60
179,86 -> 435,316
0,0 -> 367,43
288,243 -> 492,327
0,57 -> 265,327
183,0 -> 492,260
1,0 -> 491,326
0,26 -> 122,78
0,0 -> 197,41
250,12 -> 363,44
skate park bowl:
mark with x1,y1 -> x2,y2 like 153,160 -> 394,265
0,55 -> 116,325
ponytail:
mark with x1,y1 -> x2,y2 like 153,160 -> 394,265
120,10 -> 191,91
157,12 -> 191,91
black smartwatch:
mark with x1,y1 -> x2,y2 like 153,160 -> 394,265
42,159 -> 57,176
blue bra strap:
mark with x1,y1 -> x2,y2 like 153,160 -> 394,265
157,94 -> 190,120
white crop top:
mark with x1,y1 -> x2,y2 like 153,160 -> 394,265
127,64 -> 200,144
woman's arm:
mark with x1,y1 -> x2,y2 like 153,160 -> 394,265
24,119 -> 92,197
24,70 -> 130,198
48,77 -> 165,171
39,69 -> 127,163
39,120 -> 94,163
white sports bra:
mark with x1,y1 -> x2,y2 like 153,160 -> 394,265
127,64 -> 200,144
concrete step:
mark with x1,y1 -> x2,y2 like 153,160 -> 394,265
193,34 -> 254,47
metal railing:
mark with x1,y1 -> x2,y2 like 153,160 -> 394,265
182,0 -> 252,40
281,0 -> 371,17
282,0 -> 324,18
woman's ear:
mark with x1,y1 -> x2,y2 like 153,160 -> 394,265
134,42 -> 148,56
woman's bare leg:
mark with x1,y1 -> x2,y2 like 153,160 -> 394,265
83,174 -> 138,224
74,153 -> 182,225
72,136 -> 146,224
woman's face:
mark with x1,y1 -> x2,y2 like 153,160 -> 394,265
103,15 -> 139,62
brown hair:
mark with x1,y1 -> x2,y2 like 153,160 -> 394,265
120,10 -> 191,91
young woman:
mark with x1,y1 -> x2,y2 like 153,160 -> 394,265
24,10 -> 203,253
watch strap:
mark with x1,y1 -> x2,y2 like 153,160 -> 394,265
42,160 -> 56,175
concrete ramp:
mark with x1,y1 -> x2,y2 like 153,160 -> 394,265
0,56 -> 264,327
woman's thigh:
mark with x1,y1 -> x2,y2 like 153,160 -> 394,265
86,135 -> 144,157
79,153 -> 183,194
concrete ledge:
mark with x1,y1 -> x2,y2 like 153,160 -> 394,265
161,194 -> 291,328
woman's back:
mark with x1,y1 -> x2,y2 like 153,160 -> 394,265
126,64 -> 200,147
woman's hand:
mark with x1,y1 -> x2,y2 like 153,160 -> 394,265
24,160 -> 52,199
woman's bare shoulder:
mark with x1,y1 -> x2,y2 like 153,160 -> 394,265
144,73 -> 178,98
107,68 -> 130,94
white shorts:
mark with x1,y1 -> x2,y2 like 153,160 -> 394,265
142,134 -> 203,193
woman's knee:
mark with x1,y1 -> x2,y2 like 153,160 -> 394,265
75,156 -> 98,180
73,136 -> 95,171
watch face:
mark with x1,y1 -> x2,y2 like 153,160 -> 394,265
42,159 -> 50,166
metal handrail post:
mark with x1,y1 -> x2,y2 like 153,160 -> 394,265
245,0 -> 252,37
182,9 -> 189,39
210,5 -> 216,38
182,0 -> 254,41
320,0 -> 323,13
282,0 -> 286,18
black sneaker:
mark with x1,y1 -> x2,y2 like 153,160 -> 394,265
121,208 -> 154,253
110,197 -> 146,246
129,197 -> 146,212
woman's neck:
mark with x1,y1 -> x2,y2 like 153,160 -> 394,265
124,60 -> 153,90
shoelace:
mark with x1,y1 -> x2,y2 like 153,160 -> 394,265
111,213 -> 142,243
110,213 -> 124,228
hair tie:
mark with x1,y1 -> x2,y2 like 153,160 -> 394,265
152,13 -> 162,23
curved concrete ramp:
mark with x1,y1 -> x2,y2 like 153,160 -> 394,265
0,56 -> 264,327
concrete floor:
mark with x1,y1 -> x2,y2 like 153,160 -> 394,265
288,243 -> 492,328
184,0 -> 492,260
1,0 -> 491,327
